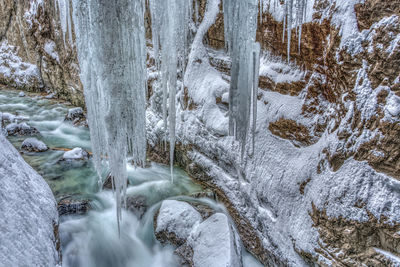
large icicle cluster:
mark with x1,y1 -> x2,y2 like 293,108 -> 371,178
149,0 -> 193,180
54,0 -> 73,44
71,0 -> 147,228
223,0 -> 261,159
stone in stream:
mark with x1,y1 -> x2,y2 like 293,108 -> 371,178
154,200 -> 242,267
64,107 -> 87,127
126,195 -> 147,219
1,112 -> 29,123
6,122 -> 39,136
59,147 -> 89,163
155,200 -> 202,246
187,213 -> 242,267
21,138 -> 48,152
58,196 -> 91,216
18,91 -> 25,97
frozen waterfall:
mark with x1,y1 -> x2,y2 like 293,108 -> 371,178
72,0 -> 147,229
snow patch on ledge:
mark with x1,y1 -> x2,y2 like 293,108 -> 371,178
0,41 -> 42,88
0,133 -> 59,266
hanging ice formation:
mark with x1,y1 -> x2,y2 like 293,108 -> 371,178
54,0 -> 73,44
280,0 -> 308,61
71,0 -> 147,230
148,0 -> 193,181
223,0 -> 261,159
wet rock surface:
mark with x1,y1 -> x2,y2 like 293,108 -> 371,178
57,196 -> 91,216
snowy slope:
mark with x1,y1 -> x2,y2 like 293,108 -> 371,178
0,132 -> 60,266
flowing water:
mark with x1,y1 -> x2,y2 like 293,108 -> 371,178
0,89 -> 262,267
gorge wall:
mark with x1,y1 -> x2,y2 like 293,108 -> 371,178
1,0 -> 400,266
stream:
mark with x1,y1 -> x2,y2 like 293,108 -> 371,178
0,89 -> 263,267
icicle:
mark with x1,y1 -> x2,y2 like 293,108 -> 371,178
149,0 -> 192,182
72,0 -> 147,232
223,0 -> 259,159
251,42 -> 260,156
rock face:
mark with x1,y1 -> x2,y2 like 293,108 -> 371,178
0,133 -> 60,266
21,137 -> 48,152
0,0 -> 84,106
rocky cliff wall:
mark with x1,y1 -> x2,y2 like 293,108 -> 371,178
0,0 -> 83,106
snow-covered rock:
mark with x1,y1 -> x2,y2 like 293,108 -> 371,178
156,200 -> 202,245
188,213 -> 242,267
18,91 -> 25,97
65,107 -> 84,121
0,112 -> 29,123
0,133 -> 60,266
6,122 -> 39,136
60,147 -> 89,161
64,107 -> 87,126
21,137 -> 48,152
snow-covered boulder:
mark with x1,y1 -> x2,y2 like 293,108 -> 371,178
188,213 -> 242,267
155,200 -> 202,246
21,137 -> 48,152
0,134 -> 60,266
6,122 -> 39,136
18,91 -> 25,97
1,112 -> 29,123
60,147 -> 89,162
64,107 -> 87,126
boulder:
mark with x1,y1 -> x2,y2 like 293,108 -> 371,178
6,122 -> 39,136
21,138 -> 48,152
188,213 -> 242,267
155,200 -> 202,246
59,147 -> 89,162
64,107 -> 87,127
18,91 -> 25,97
126,195 -> 147,219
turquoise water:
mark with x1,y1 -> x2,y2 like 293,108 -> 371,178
0,88 -> 262,267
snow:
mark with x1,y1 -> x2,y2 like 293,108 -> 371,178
0,133 -> 59,266
66,107 -> 84,120
0,41 -> 42,88
188,213 -> 242,267
374,248 -> 400,265
62,147 -> 89,160
21,137 -> 49,152
6,122 -> 39,136
44,41 -> 60,63
156,200 -> 202,241
386,94 -> 400,117
0,112 -> 29,123
18,91 -> 25,97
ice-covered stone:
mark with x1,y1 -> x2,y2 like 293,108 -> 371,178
0,112 -> 29,123
6,122 -> 39,136
61,147 -> 89,161
0,134 -> 60,266
65,107 -> 84,121
21,137 -> 48,152
188,213 -> 241,267
156,200 -> 202,245
18,91 -> 25,97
